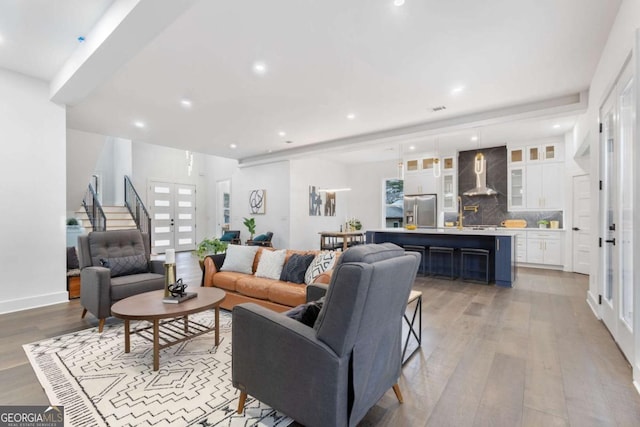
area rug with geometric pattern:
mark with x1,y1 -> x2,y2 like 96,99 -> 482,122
23,311 -> 293,427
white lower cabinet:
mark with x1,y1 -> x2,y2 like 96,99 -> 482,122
514,232 -> 527,263
525,231 -> 564,267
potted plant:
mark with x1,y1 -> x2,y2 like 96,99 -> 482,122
66,217 -> 85,247
243,217 -> 256,240
537,219 -> 549,229
195,238 -> 228,270
348,218 -> 362,231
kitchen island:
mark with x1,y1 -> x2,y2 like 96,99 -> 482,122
366,228 -> 517,287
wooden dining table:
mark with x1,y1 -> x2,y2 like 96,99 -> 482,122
319,231 -> 365,251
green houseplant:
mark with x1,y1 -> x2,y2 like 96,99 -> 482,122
537,219 -> 549,229
243,217 -> 256,240
195,238 -> 228,269
348,218 -> 362,231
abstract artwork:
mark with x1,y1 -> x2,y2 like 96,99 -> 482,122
249,189 -> 266,214
309,186 -> 335,216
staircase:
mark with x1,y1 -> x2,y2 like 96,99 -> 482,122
75,206 -> 138,231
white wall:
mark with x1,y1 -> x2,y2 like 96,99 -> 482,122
348,159 -> 399,230
204,155 -> 238,238
288,158 -> 350,250
0,69 -> 67,313
94,137 -> 132,205
66,129 -> 107,215
233,161 -> 292,248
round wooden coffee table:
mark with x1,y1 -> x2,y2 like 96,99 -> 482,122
112,287 -> 226,371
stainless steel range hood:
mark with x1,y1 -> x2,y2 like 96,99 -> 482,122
463,153 -> 498,196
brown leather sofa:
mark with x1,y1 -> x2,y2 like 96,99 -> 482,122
202,247 -> 337,312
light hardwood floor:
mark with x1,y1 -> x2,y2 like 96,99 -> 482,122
2,252 -> 640,426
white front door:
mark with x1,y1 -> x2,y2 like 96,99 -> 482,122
150,181 -> 197,254
572,174 -> 591,275
600,60 -> 634,362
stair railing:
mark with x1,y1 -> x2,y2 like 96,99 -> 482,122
82,184 -> 107,231
124,176 -> 152,248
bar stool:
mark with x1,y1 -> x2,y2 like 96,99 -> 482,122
429,246 -> 456,279
460,248 -> 490,284
403,244 -> 428,276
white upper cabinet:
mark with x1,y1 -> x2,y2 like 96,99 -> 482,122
525,162 -> 564,209
404,170 -> 438,195
508,166 -> 526,210
507,139 -> 565,211
441,155 -> 457,212
526,142 -> 563,163
508,147 -> 525,164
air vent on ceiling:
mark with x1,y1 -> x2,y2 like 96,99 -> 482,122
432,105 -> 447,112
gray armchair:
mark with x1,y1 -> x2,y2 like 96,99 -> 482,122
232,243 -> 420,427
77,230 -> 165,332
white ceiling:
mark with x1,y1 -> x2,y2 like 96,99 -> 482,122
0,0 -> 622,164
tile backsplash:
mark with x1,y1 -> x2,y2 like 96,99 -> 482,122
444,145 -> 564,228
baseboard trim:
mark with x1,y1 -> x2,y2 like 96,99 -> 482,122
586,291 -> 600,319
0,292 -> 69,315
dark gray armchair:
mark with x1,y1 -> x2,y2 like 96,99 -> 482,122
77,230 -> 165,332
232,243 -> 420,427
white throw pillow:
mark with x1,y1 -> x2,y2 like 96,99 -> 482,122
220,245 -> 259,274
304,251 -> 337,285
255,249 -> 287,280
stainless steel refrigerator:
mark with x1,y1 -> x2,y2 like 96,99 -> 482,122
403,194 -> 437,228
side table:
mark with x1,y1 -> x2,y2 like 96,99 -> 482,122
402,290 -> 422,364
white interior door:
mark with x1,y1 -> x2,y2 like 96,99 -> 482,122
601,86 -> 618,336
572,175 -> 591,275
600,60 -> 634,362
150,181 -> 196,254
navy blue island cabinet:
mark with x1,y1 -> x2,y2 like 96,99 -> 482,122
366,229 -> 517,288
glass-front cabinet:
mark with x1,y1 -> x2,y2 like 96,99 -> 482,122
527,142 -> 561,162
441,155 -> 457,212
508,166 -> 525,210
508,147 -> 525,164
442,174 -> 456,211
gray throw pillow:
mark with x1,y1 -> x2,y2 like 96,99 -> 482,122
279,254 -> 315,283
100,254 -> 148,277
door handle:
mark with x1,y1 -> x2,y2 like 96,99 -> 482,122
605,238 -> 616,246
572,227 -> 580,231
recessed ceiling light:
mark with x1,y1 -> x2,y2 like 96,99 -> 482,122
470,136 -> 478,142
451,85 -> 465,95
0,33 -> 4,44
229,143 -> 237,149
180,99 -> 192,108
553,124 -> 561,129
347,113 -> 356,120
409,145 -> 416,150
133,121 -> 145,129
278,131 -> 286,137
253,62 -> 267,75
394,0 -> 405,6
